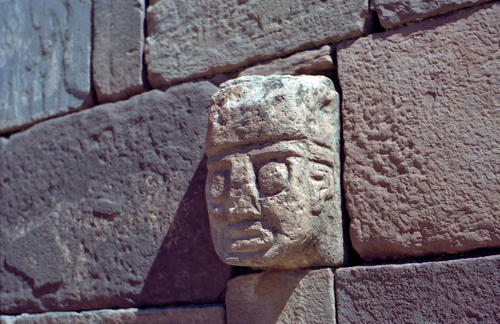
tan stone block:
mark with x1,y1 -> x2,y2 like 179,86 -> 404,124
226,268 -> 335,324
339,3 -> 500,260
239,45 -> 333,77
93,0 -> 146,103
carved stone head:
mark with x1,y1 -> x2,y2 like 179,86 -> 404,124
205,75 -> 344,269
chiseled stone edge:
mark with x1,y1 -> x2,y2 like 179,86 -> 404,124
0,304 -> 225,324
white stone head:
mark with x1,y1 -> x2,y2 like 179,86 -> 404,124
205,75 -> 344,269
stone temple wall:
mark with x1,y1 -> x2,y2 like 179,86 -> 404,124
0,1 -> 498,323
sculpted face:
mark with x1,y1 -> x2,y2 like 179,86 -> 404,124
205,75 -> 344,269
206,141 -> 334,268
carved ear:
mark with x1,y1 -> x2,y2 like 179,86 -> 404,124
309,163 -> 334,216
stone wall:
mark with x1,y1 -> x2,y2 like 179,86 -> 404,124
1,0 -> 498,323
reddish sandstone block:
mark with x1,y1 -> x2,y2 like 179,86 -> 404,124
339,3 -> 500,260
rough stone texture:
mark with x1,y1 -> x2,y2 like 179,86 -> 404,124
0,305 -> 225,324
239,45 -> 333,77
0,83 -> 231,314
336,255 -> 500,323
93,0 -> 146,103
205,76 -> 344,268
0,0 -> 92,134
145,0 -> 371,87
226,268 -> 335,324
339,3 -> 500,260
372,0 -> 491,29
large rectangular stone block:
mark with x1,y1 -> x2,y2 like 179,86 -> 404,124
0,305 -> 225,324
336,255 -> 500,323
338,3 -> 500,260
226,268 -> 335,324
93,0 -> 146,103
371,0 -> 490,29
0,83 -> 231,314
145,0 -> 371,87
0,0 -> 92,134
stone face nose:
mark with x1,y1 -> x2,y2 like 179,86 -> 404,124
226,155 -> 261,222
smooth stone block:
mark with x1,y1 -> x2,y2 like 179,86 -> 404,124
93,0 -> 146,103
226,268 -> 335,324
0,0 -> 92,134
336,255 -> 500,323
145,0 -> 371,87
239,45 -> 333,77
0,83 -> 231,314
0,305 -> 225,324
339,2 -> 500,260
371,0 -> 490,29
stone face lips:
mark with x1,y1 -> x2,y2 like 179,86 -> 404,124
339,3 -> 500,260
371,0 -> 490,29
0,305 -> 225,324
145,0 -> 371,87
93,0 -> 146,103
0,82 -> 231,314
0,0 -> 92,134
226,269 -> 335,324
336,255 -> 500,323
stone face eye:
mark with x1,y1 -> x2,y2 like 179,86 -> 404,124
208,171 -> 227,201
258,162 -> 288,195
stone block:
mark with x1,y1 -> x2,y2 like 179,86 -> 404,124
0,0 -> 92,134
93,0 -> 146,103
336,255 -> 500,323
0,305 -> 225,324
145,0 -> 371,87
239,45 -> 333,77
0,82 -> 231,314
372,0 -> 490,29
338,2 -> 500,260
226,268 -> 335,324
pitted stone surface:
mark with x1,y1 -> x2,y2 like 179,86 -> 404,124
339,3 -> 500,260
93,0 -> 146,103
206,75 -> 344,269
0,0 -> 92,134
239,45 -> 333,77
0,305 -> 225,324
372,0 -> 490,29
0,83 -> 231,314
226,268 -> 335,324
336,255 -> 500,323
145,0 -> 370,87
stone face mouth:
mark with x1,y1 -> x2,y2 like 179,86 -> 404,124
224,222 -> 273,253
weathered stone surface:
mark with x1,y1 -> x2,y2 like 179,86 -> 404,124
226,268 -> 335,324
0,305 -> 225,324
338,3 -> 500,260
93,0 -> 146,103
239,45 -> 333,77
0,0 -> 92,134
0,82 -> 231,314
145,0 -> 371,87
372,0 -> 490,29
336,255 -> 500,323
205,75 -> 344,268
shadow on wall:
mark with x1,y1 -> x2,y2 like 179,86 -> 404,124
137,157 -> 230,306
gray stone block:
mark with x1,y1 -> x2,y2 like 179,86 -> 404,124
338,2 -> 500,260
372,0 -> 490,29
0,0 -> 92,134
0,305 -> 225,324
226,268 -> 335,324
93,0 -> 146,103
336,255 -> 500,323
145,0 -> 371,87
0,82 -> 231,314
